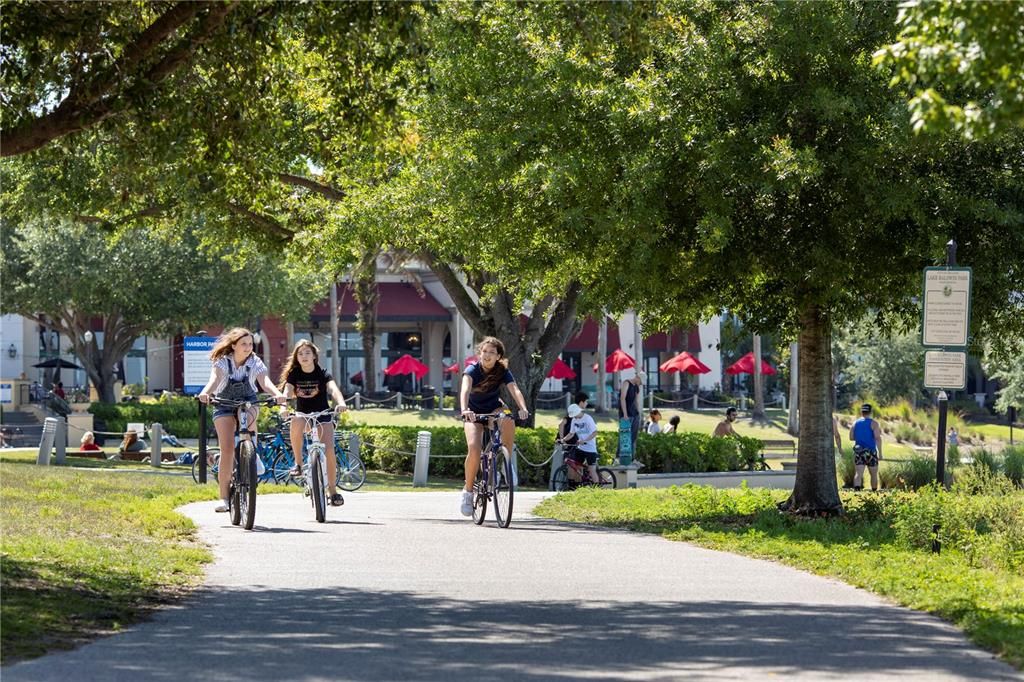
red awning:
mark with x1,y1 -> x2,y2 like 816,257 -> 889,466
311,283 -> 451,322
564,317 -> 621,352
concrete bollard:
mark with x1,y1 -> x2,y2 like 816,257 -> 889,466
396,392 -> 403,410
648,391 -> 654,411
353,392 -> 361,410
412,430 -> 431,487
693,394 -> 699,410
151,423 -> 162,467
741,396 -> 747,411
37,418 -> 58,465
564,393 -> 571,411
548,444 -> 564,490
54,419 -> 67,465
781,394 -> 787,411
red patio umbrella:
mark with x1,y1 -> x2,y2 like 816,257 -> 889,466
660,351 -> 711,375
350,371 -> 363,384
725,352 -> 776,375
444,363 -> 460,373
547,358 -> 577,380
384,354 -> 429,379
605,349 -> 636,372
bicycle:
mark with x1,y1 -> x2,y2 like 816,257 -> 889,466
207,396 -> 276,530
287,409 -> 337,523
192,447 -> 220,484
551,444 -> 617,491
465,411 -> 516,528
334,431 -> 366,491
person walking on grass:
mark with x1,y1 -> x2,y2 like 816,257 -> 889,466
850,403 -> 883,491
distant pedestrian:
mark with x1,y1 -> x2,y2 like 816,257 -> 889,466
947,427 -> 959,448
79,431 -> 102,452
53,381 -> 66,400
664,415 -> 680,434
619,371 -> 644,455
646,409 -> 662,434
849,403 -> 883,491
713,407 -> 739,438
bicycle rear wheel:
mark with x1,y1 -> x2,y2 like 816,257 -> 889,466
239,441 -> 258,530
596,467 -> 617,489
311,450 -> 326,523
493,446 -> 514,528
472,458 -> 487,525
337,451 -> 367,491
551,464 -> 572,492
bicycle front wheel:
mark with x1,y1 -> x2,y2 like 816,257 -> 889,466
493,446 -> 514,528
311,450 -> 326,523
239,441 -> 258,530
337,451 -> 367,491
596,467 -> 617,489
229,454 -> 242,527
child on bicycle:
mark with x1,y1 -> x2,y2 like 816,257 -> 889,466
459,336 -> 529,517
198,328 -> 287,513
565,403 -> 600,483
279,339 -> 348,507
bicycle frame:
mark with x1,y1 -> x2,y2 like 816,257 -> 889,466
208,396 -> 274,529
289,409 -> 335,522
468,411 -> 515,528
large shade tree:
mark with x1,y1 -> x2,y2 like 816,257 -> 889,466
0,218 -> 326,402
610,1 -> 1024,514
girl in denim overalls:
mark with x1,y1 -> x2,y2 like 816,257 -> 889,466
198,328 -> 286,512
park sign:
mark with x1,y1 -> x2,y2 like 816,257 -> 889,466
924,350 -> 967,390
921,267 -> 972,348
183,336 -> 215,395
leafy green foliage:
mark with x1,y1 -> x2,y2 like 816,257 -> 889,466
874,1 -> 1024,139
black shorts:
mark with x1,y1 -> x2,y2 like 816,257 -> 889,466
565,447 -> 597,466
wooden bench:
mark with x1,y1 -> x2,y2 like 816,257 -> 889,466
759,439 -> 796,457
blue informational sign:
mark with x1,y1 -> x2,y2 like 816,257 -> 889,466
183,336 -> 215,395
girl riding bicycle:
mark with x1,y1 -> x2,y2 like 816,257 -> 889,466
279,339 -> 348,507
198,328 -> 287,513
459,337 -> 529,517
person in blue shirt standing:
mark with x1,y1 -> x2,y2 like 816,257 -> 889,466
849,403 -> 883,491
459,336 -> 530,517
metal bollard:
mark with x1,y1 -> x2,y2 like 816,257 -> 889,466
354,392 -> 361,410
37,418 -> 58,465
413,430 -> 431,487
54,419 -> 67,465
151,423 -> 162,467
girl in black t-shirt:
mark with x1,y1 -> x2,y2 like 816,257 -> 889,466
279,340 -> 348,506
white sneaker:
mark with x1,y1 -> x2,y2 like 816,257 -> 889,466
214,499 -> 230,513
459,490 -> 473,517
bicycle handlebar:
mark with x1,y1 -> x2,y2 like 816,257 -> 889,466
461,411 -> 520,424
204,396 -> 279,408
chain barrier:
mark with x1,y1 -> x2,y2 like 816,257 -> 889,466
360,393 -> 400,405
514,445 -> 554,468
534,394 -> 567,405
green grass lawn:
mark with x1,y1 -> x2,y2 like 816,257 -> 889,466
535,486 -> 1024,670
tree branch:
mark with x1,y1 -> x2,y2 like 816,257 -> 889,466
1,2 -> 238,157
227,203 -> 293,241
278,173 -> 346,201
426,258 -> 491,337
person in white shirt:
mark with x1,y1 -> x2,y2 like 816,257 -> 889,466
567,403 -> 600,484
646,409 -> 663,434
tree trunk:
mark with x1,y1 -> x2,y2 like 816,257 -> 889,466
752,334 -> 765,420
596,317 -> 608,413
787,341 -> 799,436
352,251 -> 380,395
779,304 -> 843,516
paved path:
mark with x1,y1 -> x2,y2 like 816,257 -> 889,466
5,491 -> 1020,681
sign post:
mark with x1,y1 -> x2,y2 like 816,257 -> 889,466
184,336 -> 214,483
921,241 -> 971,499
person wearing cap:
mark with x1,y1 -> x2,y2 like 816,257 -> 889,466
849,403 -> 883,491
567,403 -> 600,484
714,406 -> 739,437
619,371 -> 644,457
